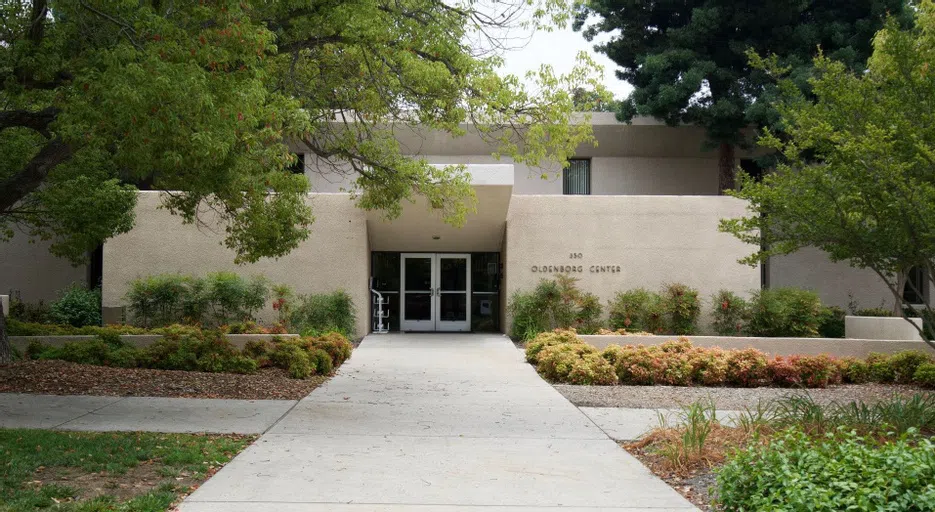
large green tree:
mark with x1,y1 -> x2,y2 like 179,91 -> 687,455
0,0 -> 605,363
721,4 -> 935,347
574,0 -> 911,192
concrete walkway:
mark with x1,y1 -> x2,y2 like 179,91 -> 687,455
179,334 -> 697,511
0,393 -> 296,434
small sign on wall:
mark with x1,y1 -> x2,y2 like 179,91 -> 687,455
529,253 -> 621,274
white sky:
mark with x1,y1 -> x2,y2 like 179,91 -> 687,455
495,21 -> 634,101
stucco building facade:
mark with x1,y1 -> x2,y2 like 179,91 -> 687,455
1,114 -> 913,335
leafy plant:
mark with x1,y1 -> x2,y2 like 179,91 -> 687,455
716,428 -> 935,511
817,305 -> 846,338
49,285 -> 101,328
746,288 -> 823,337
8,296 -> 52,323
855,307 -> 893,317
607,288 -> 665,333
289,290 -> 356,338
524,329 -> 582,364
887,350 -> 932,384
915,363 -> 935,388
508,276 -> 604,339
711,290 -> 748,336
660,283 -> 700,335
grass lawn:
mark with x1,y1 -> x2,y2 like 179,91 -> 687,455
0,429 -> 254,511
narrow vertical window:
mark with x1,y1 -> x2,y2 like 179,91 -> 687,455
563,158 -> 591,195
288,153 -> 306,174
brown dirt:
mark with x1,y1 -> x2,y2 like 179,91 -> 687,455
0,360 -> 327,400
30,462 -> 197,503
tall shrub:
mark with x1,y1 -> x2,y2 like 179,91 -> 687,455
711,290 -> 748,336
607,288 -> 664,333
289,290 -> 356,337
125,274 -> 195,327
508,276 -> 603,340
204,272 -> 269,325
662,283 -> 700,334
50,285 -> 102,328
746,288 -> 823,337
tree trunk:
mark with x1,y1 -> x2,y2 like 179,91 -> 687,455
717,142 -> 736,194
895,271 -> 907,316
0,308 -> 11,365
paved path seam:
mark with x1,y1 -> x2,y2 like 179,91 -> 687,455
49,396 -> 127,430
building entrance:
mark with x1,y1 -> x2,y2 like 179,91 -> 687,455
400,253 -> 471,331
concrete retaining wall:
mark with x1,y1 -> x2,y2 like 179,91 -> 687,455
845,316 -> 924,341
10,333 -> 299,352
578,334 -> 935,358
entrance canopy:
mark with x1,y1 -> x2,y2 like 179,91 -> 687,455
366,164 -> 513,252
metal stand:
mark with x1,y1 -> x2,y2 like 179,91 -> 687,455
370,278 -> 389,334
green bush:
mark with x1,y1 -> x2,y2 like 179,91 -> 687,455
508,276 -> 601,339
746,288 -> 823,337
661,283 -> 700,335
307,332 -> 353,367
536,342 -> 615,384
914,363 -> 935,388
9,297 -> 52,323
524,329 -> 581,364
817,305 -> 846,338
308,348 -> 334,375
855,307 -> 893,317
888,351 -> 933,384
126,272 -> 270,328
716,428 -> 935,511
607,288 -> 665,333
225,355 -> 259,374
866,352 -> 896,383
108,347 -> 141,368
710,290 -> 747,336
289,290 -> 356,338
243,340 -> 272,359
49,285 -> 101,328
6,320 -> 148,336
838,357 -> 871,384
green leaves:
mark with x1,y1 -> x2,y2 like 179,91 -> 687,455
723,3 -> 935,343
2,0 -> 599,265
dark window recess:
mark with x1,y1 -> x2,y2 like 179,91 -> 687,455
903,266 -> 929,305
563,159 -> 591,195
88,244 -> 103,289
740,158 -> 766,182
371,252 -> 401,332
471,252 -> 500,332
288,153 -> 306,174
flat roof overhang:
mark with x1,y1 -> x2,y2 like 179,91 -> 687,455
366,164 -> 513,252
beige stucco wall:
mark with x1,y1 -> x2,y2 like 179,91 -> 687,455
103,192 -> 370,337
304,154 -> 721,196
0,234 -> 88,303
591,157 -> 719,195
504,195 -> 760,333
768,248 -> 894,310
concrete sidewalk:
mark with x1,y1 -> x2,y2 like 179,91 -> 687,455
0,393 -> 296,434
179,334 -> 697,511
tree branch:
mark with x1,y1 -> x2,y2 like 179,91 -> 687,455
0,106 -> 60,136
0,138 -> 74,214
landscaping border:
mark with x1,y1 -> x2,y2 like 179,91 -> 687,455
9,333 -> 299,352
579,334 -> 934,357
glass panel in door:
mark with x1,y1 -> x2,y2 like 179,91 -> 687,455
435,254 -> 470,332
400,254 -> 435,331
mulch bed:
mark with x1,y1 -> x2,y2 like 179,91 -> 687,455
0,360 -> 327,400
623,441 -> 718,511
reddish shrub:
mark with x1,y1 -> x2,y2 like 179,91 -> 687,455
792,354 -> 836,388
725,348 -> 769,387
767,356 -> 799,387
688,347 -> 729,386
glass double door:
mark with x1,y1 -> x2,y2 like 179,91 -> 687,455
401,253 -> 471,332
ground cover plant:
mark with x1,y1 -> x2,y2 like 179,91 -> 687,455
625,393 -> 935,511
0,429 -> 252,511
22,326 -> 352,380
524,330 -> 935,388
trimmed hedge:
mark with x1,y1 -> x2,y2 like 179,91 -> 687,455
23,327 -> 353,380
524,330 -> 935,388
